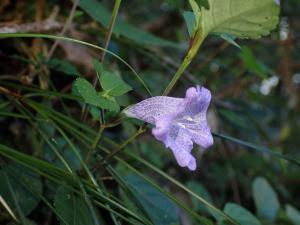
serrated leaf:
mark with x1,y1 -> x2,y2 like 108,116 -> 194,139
201,0 -> 280,39
47,58 -> 80,76
223,203 -> 262,225
252,177 -> 280,221
286,205 -> 300,225
74,78 -> 101,106
100,71 -> 132,97
54,186 -> 95,225
124,174 -> 179,225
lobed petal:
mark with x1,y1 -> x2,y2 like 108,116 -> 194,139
124,96 -> 182,124
167,128 -> 197,171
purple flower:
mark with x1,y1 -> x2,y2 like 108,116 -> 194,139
124,86 -> 213,171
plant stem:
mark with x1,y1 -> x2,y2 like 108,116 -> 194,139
100,0 -> 122,64
85,125 -> 105,163
163,30 -> 205,96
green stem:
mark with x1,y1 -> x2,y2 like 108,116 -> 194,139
91,0 -> 122,90
163,31 -> 205,96
85,125 -> 105,163
100,0 -> 122,62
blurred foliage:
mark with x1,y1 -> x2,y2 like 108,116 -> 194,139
0,0 -> 300,225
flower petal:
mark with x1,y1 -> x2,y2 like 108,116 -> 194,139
176,86 -> 213,148
168,128 -> 197,171
124,96 -> 182,124
188,123 -> 214,148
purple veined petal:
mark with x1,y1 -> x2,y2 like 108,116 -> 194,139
124,85 -> 214,171
152,114 -> 174,143
176,86 -> 213,148
124,96 -> 183,124
179,86 -> 212,117
167,128 -> 197,171
188,123 -> 214,148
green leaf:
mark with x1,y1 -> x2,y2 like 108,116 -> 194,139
92,60 -> 132,97
186,181 -> 212,213
124,174 -> 179,225
54,186 -> 95,225
223,203 -> 262,225
201,0 -> 280,39
98,95 -> 120,112
74,78 -> 119,111
183,11 -> 196,37
218,33 -> 241,48
195,0 -> 210,9
74,78 -> 101,106
286,204 -> 300,225
100,71 -> 132,97
252,177 -> 280,221
240,47 -> 272,78
47,58 -> 80,76
92,59 -> 103,82
189,0 -> 202,36
77,0 -> 179,48
0,164 -> 42,216
44,137 -> 81,171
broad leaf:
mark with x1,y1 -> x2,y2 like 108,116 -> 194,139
124,174 -> 179,225
0,164 -> 42,216
224,203 -> 262,225
74,78 -> 101,106
201,0 -> 280,39
98,95 -> 120,112
74,78 -> 120,111
100,71 -> 132,97
252,177 -> 280,221
54,186 -> 95,225
286,204 -> 300,225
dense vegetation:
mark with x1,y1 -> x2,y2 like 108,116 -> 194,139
0,0 -> 300,225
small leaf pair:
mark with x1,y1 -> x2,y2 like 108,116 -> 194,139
74,60 -> 132,112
